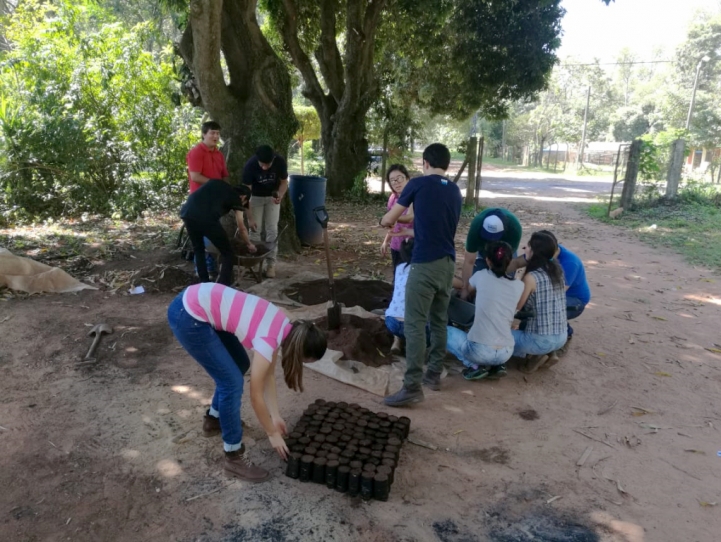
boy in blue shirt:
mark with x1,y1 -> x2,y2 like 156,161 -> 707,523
380,143 -> 463,406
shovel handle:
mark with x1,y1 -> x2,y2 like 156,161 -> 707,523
85,333 -> 102,360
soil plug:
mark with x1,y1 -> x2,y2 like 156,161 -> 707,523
326,460 -> 339,489
312,457 -> 327,484
377,465 -> 393,485
373,473 -> 389,501
361,472 -> 374,501
336,466 -> 350,493
299,455 -> 314,482
286,452 -> 302,479
349,469 -> 362,496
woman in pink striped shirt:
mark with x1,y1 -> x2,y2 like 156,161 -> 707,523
168,283 -> 326,482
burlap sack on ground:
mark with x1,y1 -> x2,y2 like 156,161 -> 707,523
0,248 -> 97,294
246,274 -> 404,396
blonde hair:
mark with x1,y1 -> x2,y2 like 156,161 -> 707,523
280,320 -> 327,392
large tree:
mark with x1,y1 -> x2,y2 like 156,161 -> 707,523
176,0 -> 297,174
262,0 -> 566,196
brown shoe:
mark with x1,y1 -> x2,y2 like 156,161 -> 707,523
203,411 -> 221,438
558,336 -> 573,357
543,352 -> 561,369
265,265 -> 276,278
520,354 -> 549,374
224,449 -> 270,483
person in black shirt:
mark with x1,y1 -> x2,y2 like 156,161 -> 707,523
180,180 -> 255,285
242,145 -> 289,278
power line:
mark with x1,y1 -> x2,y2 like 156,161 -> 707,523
561,60 -> 676,66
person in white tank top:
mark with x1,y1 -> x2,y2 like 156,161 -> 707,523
446,241 -> 524,381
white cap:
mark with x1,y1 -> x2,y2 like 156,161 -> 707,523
481,214 -> 505,240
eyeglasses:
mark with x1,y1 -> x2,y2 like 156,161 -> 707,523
389,175 -> 406,184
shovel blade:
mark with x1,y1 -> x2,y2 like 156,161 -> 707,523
327,304 -> 342,331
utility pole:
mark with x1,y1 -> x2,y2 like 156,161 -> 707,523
686,55 -> 710,130
576,85 -> 591,170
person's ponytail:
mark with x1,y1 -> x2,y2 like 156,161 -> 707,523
485,241 -> 513,279
280,320 -> 327,392
525,232 -> 564,289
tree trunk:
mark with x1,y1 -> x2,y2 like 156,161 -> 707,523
274,0 -> 387,197
179,0 -> 299,253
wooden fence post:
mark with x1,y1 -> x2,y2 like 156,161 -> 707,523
465,136 -> 478,206
665,138 -> 685,199
620,139 -> 642,210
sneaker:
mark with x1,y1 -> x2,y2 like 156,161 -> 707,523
543,352 -> 561,369
265,265 -> 276,278
520,354 -> 549,374
462,366 -> 490,381
203,410 -> 221,438
486,365 -> 508,380
422,369 -> 442,391
558,336 -> 573,357
383,386 -> 425,407
224,448 -> 270,483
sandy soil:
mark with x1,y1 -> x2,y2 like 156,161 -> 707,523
2,197 -> 721,542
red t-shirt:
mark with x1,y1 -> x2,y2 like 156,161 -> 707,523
186,143 -> 229,193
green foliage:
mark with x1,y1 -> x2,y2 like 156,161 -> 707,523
0,0 -> 200,223
637,129 -> 687,182
293,105 -> 321,142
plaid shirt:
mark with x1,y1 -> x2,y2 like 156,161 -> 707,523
523,270 -> 567,335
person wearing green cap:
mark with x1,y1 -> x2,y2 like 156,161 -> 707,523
460,208 -> 522,300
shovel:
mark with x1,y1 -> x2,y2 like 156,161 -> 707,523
82,323 -> 113,363
313,206 -> 341,330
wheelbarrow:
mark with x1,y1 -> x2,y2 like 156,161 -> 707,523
206,226 -> 287,284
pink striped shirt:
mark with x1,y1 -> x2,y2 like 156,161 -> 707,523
182,284 -> 292,361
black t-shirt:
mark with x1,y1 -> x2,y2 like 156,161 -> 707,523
180,179 -> 246,223
242,154 -> 288,197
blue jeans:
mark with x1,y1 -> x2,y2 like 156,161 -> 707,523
167,293 -> 249,451
565,296 -> 586,338
385,315 -> 431,346
193,238 -> 217,276
446,326 -> 513,369
511,330 -> 567,357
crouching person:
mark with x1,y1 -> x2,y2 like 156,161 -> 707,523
384,239 -> 431,354
446,242 -> 524,380
168,283 -> 326,482
512,232 -> 567,373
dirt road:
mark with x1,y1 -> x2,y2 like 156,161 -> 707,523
1,193 -> 720,541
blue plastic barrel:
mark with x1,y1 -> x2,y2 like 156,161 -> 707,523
289,175 -> 327,246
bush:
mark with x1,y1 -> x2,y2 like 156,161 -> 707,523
0,1 -> 200,224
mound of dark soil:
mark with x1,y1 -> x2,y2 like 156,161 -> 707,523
316,314 -> 393,367
131,265 -> 197,293
286,278 -> 392,312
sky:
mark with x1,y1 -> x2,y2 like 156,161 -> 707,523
558,0 -> 721,63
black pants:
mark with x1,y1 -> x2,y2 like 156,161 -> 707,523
183,217 -> 234,285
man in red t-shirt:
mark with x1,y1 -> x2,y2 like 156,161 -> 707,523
185,121 -> 248,280
186,121 -> 230,193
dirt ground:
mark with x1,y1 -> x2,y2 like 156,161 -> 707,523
2,196 -> 721,542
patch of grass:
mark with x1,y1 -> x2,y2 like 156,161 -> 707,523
587,201 -> 721,271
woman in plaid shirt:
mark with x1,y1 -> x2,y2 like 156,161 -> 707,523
512,232 -> 568,373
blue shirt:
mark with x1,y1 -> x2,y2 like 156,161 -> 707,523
558,245 -> 591,304
397,174 -> 462,264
